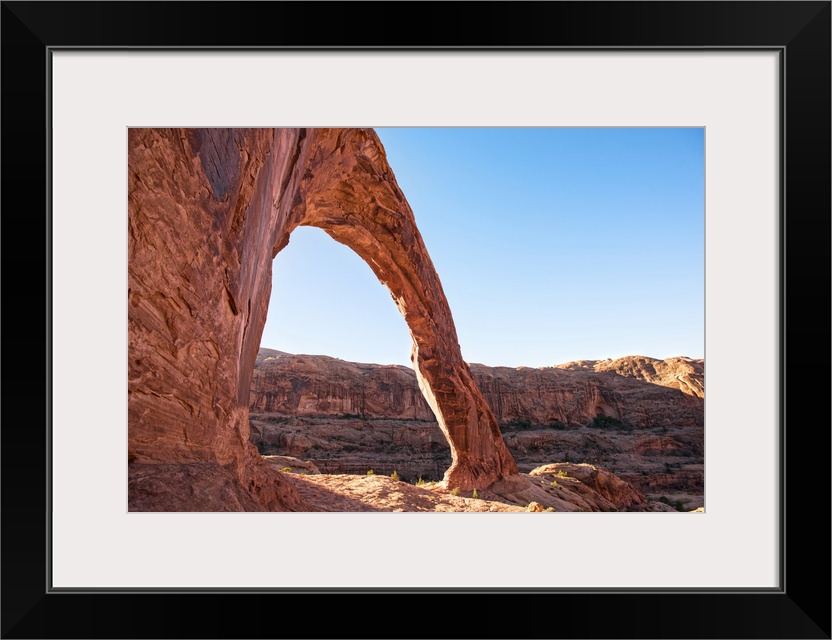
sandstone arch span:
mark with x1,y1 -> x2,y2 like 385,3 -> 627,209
128,128 -> 517,511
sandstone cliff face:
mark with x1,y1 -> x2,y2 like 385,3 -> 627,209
556,355 -> 704,399
128,128 -> 516,511
251,349 -> 435,421
251,350 -> 703,428
249,349 -> 705,508
129,129 -> 308,511
471,359 -> 703,428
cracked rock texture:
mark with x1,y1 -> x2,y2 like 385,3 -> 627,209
128,128 -> 517,511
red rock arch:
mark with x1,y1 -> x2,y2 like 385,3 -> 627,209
128,128 -> 517,511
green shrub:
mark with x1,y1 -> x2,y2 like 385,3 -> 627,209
593,415 -> 626,429
415,476 -> 425,486
451,487 -> 460,496
472,489 -> 480,499
551,480 -> 561,489
366,469 -> 375,476
675,500 -> 686,512
279,467 -> 292,473
391,470 -> 400,481
504,417 -> 533,429
555,469 -> 568,478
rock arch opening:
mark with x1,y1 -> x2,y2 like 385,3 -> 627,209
260,225 -> 413,367
250,226 -> 449,480
128,127 -> 517,511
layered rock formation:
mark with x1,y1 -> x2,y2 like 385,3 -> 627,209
250,349 -> 704,508
251,349 -> 434,421
555,355 -> 704,399
252,349 -> 703,426
128,128 -> 516,511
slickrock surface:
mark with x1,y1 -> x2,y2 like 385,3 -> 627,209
282,474 -> 524,512
276,463 -> 670,512
129,128 -> 515,511
250,349 -> 704,509
127,462 -> 285,512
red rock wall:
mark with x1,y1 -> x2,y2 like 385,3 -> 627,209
129,128 -> 313,510
251,353 -> 436,421
251,351 -> 704,429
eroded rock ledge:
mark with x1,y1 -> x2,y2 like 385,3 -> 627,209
128,128 -> 517,511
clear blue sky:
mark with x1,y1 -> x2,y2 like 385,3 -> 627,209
260,128 -> 704,368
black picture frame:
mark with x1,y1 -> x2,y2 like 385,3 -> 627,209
2,2 -> 829,638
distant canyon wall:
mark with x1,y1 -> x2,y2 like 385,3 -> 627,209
251,349 -> 704,429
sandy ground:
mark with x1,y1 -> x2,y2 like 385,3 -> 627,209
284,473 -> 527,512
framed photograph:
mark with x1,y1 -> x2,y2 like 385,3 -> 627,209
3,2 -> 829,638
